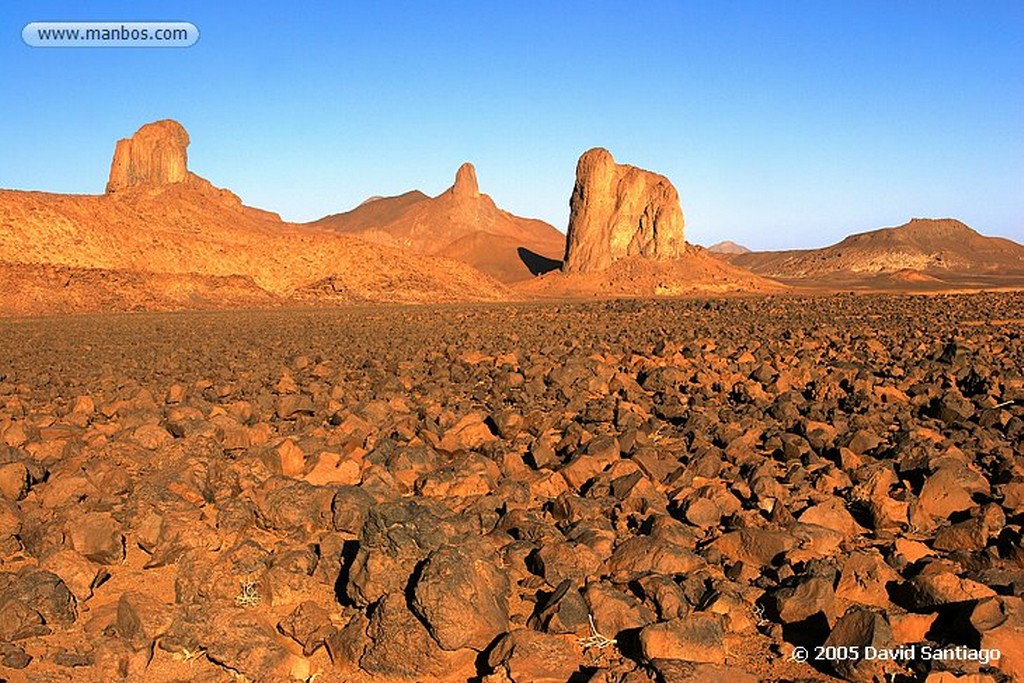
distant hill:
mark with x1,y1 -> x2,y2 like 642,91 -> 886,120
708,240 -> 751,255
727,218 -> 1024,279
308,163 -> 566,283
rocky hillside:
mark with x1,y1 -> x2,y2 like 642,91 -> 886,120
520,245 -> 784,298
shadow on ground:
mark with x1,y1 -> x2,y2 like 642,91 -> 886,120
517,247 -> 562,276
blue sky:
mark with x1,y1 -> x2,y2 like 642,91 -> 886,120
2,1 -> 1022,249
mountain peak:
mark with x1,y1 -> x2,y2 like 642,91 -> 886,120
709,240 -> 751,254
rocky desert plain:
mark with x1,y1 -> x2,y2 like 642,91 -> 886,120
0,120 -> 1023,683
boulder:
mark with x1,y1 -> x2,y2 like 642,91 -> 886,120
191,607 -> 294,680
0,461 -> 29,501
771,575 -> 838,625
821,608 -> 895,682
411,543 -> 510,651
584,582 -> 657,639
437,411 -> 498,452
361,593 -> 471,679
970,596 -> 1024,680
606,534 -> 703,581
345,501 -> 449,606
908,565 -> 997,609
531,580 -> 591,634
277,601 -> 334,656
112,591 -> 174,651
649,661 -> 759,683
798,498 -> 866,538
713,528 -> 795,566
532,539 -> 601,585
488,629 -> 581,683
0,567 -> 77,640
639,614 -> 726,664
834,551 -> 899,609
67,512 -> 124,565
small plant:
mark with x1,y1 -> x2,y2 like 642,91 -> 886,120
234,578 -> 262,608
178,646 -> 206,666
578,614 -> 617,650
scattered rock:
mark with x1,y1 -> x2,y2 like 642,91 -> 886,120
488,628 -> 581,683
411,543 -> 510,651
0,295 -> 1022,681
821,608 -> 895,681
639,613 -> 726,664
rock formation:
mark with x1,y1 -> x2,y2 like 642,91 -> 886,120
106,119 -> 191,193
447,162 -> 480,199
562,148 -> 684,274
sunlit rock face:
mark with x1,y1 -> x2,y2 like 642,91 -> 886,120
563,147 -> 684,274
106,119 -> 190,193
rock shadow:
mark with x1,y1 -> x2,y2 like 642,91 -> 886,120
517,247 -> 562,276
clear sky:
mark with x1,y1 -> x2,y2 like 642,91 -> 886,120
2,1 -> 1022,249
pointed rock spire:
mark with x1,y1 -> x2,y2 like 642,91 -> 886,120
450,162 -> 479,199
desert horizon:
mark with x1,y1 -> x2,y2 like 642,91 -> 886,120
2,116 -> 1023,319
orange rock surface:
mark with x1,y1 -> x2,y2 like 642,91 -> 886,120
106,119 -> 190,193
563,148 -> 684,274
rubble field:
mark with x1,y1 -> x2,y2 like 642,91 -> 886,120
1,293 -> 1022,682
